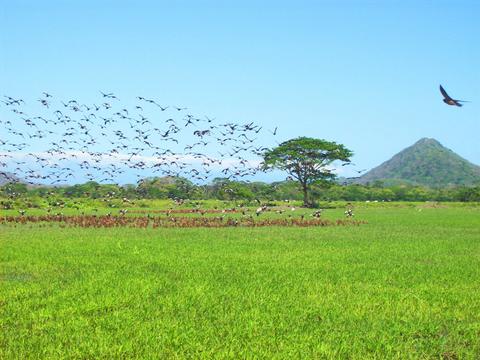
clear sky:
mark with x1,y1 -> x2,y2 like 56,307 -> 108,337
1,0 -> 479,182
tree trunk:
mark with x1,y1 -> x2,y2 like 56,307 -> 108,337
302,183 -> 309,207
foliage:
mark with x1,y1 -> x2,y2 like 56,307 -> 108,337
262,137 -> 353,206
2,178 -> 480,210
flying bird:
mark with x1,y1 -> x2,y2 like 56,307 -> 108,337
269,127 -> 278,136
0,90 -> 270,186
439,85 -> 469,107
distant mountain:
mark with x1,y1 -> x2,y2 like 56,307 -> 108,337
355,138 -> 480,187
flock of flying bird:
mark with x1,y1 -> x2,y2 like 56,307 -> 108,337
0,92 -> 277,186
0,85 -> 470,188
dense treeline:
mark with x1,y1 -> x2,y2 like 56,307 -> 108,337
2,176 -> 480,204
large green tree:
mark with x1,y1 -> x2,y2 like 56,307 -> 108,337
262,137 -> 353,206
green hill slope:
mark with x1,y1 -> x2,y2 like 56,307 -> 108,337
356,138 -> 480,187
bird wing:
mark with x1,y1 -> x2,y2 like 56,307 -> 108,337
439,85 -> 452,100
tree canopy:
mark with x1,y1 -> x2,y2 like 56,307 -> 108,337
262,137 -> 353,206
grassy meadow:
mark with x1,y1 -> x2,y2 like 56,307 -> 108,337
1,203 -> 480,358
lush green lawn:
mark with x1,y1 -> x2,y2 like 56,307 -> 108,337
1,205 -> 480,358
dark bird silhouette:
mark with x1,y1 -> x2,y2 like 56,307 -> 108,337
269,127 -> 278,136
439,85 -> 469,107
100,91 -> 118,100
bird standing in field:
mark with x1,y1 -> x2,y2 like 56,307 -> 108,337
439,85 -> 469,107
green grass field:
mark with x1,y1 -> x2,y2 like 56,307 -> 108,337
1,204 -> 480,358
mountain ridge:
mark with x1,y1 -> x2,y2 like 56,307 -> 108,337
354,138 -> 480,187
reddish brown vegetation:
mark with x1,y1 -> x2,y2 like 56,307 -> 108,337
130,208 -> 238,215
1,215 -> 367,228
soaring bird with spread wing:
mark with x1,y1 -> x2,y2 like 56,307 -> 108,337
439,85 -> 469,107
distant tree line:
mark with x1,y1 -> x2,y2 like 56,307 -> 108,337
2,177 -> 480,203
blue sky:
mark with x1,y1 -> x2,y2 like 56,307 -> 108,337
1,0 -> 479,182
